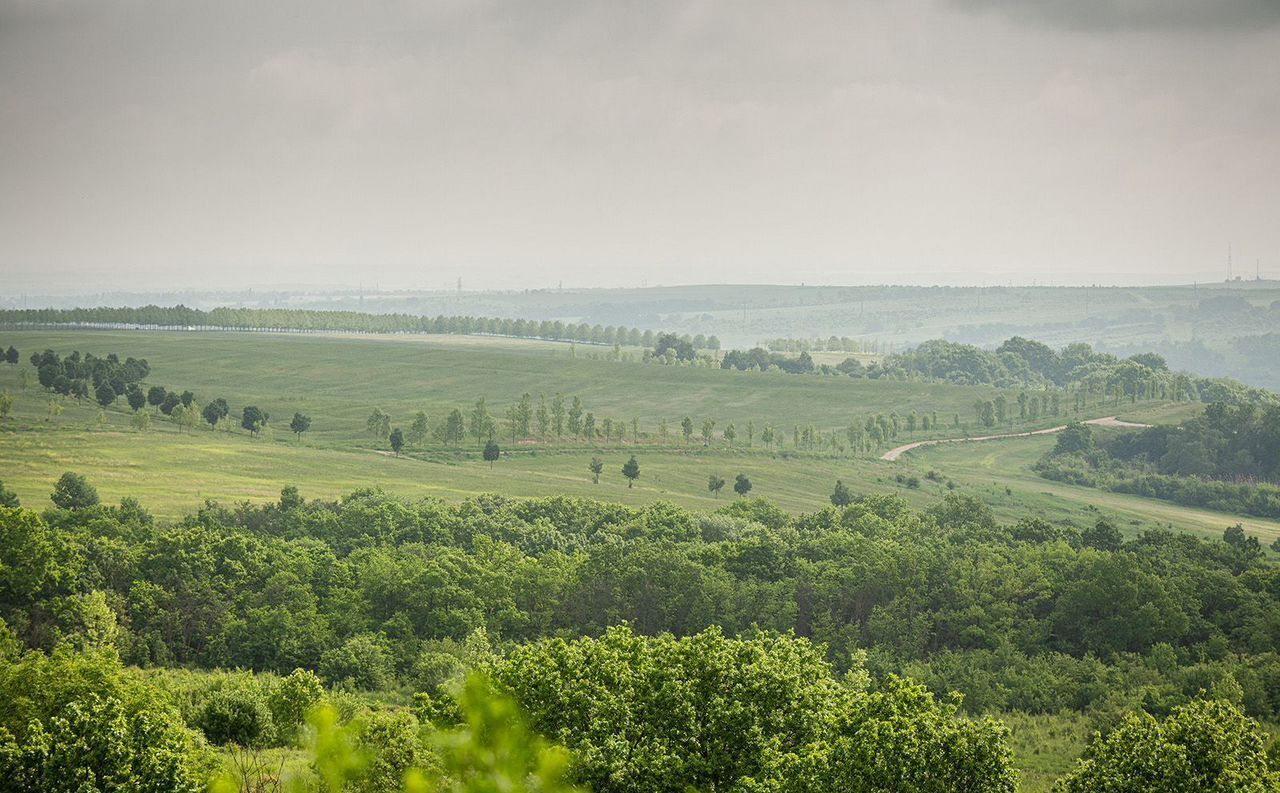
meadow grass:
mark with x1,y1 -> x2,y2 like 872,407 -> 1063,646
1,330 -> 1272,543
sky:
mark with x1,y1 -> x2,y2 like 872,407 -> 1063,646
1,0 -> 1278,293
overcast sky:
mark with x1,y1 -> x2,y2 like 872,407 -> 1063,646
2,0 -> 1278,292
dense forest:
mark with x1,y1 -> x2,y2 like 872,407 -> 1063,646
1036,404 -> 1280,520
3,482 -> 1280,790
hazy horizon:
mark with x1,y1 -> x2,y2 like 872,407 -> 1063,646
3,0 -> 1278,293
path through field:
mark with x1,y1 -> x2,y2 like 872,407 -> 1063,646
880,416 -> 1149,461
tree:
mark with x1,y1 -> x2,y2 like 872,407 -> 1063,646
147,385 -> 168,409
0,479 -> 18,508
470,398 -> 492,443
723,423 -> 736,446
51,471 -> 99,509
0,391 -> 12,420
3,346 -> 17,365
389,428 -> 405,456
1057,697 -> 1279,792
1082,518 -> 1123,552
733,473 -> 753,497
408,411 -> 430,447
436,408 -> 466,444
202,398 -> 229,429
484,440 -> 500,468
241,405 -> 269,435
583,413 -> 596,439
1054,421 -> 1093,455
367,408 -> 391,440
172,403 -> 199,433
536,396 -> 550,437
125,385 -> 146,411
830,479 -> 853,507
160,391 -> 181,415
130,409 -> 151,432
589,457 -> 603,484
94,381 -> 117,407
568,397 -> 583,438
681,416 -> 694,443
708,474 -> 725,498
551,394 -> 566,438
621,455 -> 640,488
701,418 -> 715,446
290,412 -> 312,438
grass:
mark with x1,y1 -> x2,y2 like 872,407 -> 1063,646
1002,711 -> 1093,792
1,329 -> 1274,545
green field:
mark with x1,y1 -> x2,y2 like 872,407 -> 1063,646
2,329 -> 1276,547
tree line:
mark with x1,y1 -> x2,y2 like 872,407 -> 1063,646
1036,405 -> 1280,521
0,305 -> 722,350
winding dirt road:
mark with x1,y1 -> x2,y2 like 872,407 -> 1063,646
880,416 -> 1150,462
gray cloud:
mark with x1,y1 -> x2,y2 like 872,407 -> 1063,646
1,1 -> 1278,291
945,0 -> 1280,31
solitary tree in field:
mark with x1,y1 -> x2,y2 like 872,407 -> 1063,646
241,405 -> 268,436
746,419 -> 755,447
830,479 -> 853,507
389,428 -> 405,456
51,471 -> 98,510
0,392 -> 12,420
46,398 -> 63,422
734,473 -> 752,498
681,416 -> 694,444
589,456 -> 603,484
701,419 -> 715,447
3,346 -> 17,365
708,474 -> 725,498
723,423 -> 736,447
484,440 -> 500,468
621,455 -> 640,488
290,412 -> 312,438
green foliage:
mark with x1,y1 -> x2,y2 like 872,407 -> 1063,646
197,685 -> 276,746
50,471 -> 98,510
1056,697 -> 1280,792
241,405 -> 269,435
621,455 -> 640,488
486,626 -> 1016,793
321,634 -> 395,690
0,646 -> 210,792
291,412 -> 312,437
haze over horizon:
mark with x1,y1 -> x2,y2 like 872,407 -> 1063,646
2,0 -> 1278,293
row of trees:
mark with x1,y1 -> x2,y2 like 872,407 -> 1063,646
0,305 -> 720,350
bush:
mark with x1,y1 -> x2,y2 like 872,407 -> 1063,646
197,686 -> 275,746
321,634 -> 395,691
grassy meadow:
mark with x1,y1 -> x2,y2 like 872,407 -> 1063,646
1,329 -> 1274,547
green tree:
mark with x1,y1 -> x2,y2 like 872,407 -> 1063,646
0,392 -> 12,420
320,634 -> 394,690
621,455 -> 640,488
241,405 -> 269,435
291,412 -> 312,438
551,394 -> 566,438
568,397 -> 583,438
1056,697 -> 1279,792
390,428 -> 405,456
1053,421 -> 1093,455
3,346 -> 17,365
436,409 -> 466,445
50,471 -> 98,510
367,408 -> 392,440
708,474 -> 725,498
470,398 -> 492,444
125,385 -> 146,411
830,479 -> 853,507
0,480 -> 18,508
94,381 -> 116,407
723,422 -> 736,446
589,457 -> 603,484
733,473 -> 752,497
130,409 -> 151,432
408,411 -> 430,447
202,397 -> 229,429
536,396 -> 550,437
146,385 -> 167,409
483,440 -> 500,468
681,416 -> 694,443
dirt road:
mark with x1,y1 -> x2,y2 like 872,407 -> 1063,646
880,416 -> 1149,461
